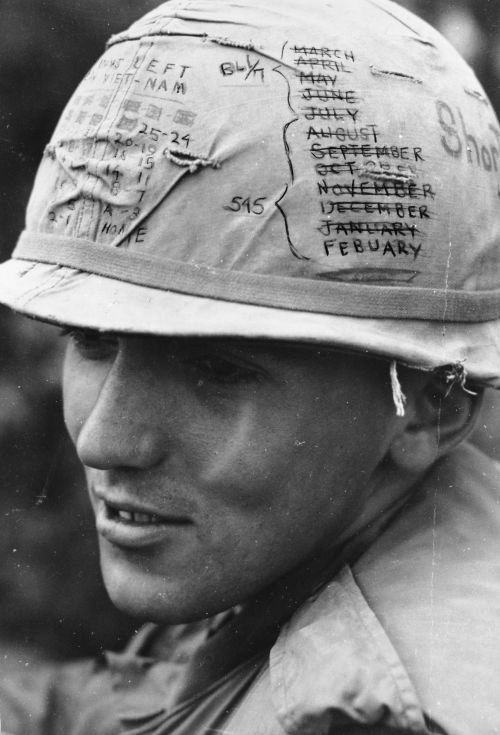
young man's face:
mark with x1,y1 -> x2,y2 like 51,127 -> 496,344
63,333 -> 399,622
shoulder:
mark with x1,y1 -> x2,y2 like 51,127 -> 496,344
0,654 -> 113,735
266,445 -> 500,735
354,444 -> 500,734
0,627 -> 162,735
0,623 -> 203,735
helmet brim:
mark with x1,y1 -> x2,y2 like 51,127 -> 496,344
2,258 -> 499,388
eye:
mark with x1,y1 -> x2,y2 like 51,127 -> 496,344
187,354 -> 262,386
61,328 -> 118,361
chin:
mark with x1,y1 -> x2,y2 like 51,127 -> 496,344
98,541 -> 233,624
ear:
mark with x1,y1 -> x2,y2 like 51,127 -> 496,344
388,371 -> 484,474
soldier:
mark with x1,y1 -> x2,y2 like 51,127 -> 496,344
1,0 -> 500,732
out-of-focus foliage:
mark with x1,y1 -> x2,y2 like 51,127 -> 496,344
0,0 -> 499,662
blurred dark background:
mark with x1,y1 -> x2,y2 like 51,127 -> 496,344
0,0 -> 499,664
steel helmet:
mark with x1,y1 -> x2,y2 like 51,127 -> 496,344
1,0 -> 500,386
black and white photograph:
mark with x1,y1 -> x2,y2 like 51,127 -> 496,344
1,1 -> 500,733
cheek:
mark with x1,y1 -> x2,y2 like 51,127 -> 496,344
84,467 -> 100,509
192,430 -> 346,567
196,399 -> 305,510
62,349 -> 108,443
63,389 -> 86,446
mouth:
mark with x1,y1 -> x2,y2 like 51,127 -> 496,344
94,496 -> 193,549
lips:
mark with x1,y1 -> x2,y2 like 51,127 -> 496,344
92,491 -> 193,548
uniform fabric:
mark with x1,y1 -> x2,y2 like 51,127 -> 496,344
1,0 -> 500,384
2,444 -> 500,735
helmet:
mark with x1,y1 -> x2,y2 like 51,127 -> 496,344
1,0 -> 500,385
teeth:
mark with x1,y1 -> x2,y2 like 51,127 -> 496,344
134,512 -> 159,524
114,509 -> 160,524
117,510 -> 134,522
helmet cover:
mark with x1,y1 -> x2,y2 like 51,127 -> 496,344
2,0 -> 500,384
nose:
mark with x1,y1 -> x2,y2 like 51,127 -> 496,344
65,343 -> 168,471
